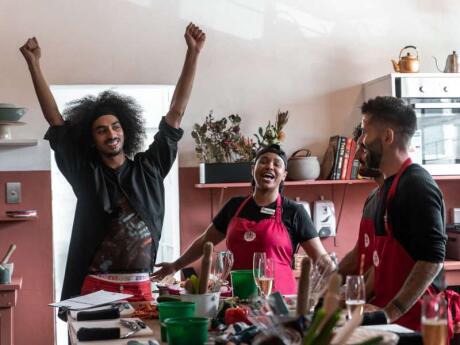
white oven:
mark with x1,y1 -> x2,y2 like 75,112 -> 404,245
364,73 -> 460,175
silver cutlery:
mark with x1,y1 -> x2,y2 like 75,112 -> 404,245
120,319 -> 142,339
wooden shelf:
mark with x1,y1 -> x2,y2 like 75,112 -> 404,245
195,175 -> 460,189
0,139 -> 38,147
432,175 -> 460,181
0,216 -> 37,222
445,260 -> 460,271
0,278 -> 22,291
195,179 -> 373,189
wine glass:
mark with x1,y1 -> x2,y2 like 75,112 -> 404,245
421,294 -> 448,345
213,250 -> 234,284
345,275 -> 366,320
253,252 -> 274,298
309,252 -> 338,311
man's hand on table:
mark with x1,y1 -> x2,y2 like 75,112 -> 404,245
363,303 -> 381,313
362,304 -> 390,325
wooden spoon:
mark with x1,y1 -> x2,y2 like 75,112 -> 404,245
198,242 -> 213,294
1,244 -> 16,265
296,257 -> 312,317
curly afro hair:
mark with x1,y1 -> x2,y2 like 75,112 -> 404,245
63,90 -> 146,158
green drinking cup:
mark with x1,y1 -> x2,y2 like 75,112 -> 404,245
157,301 -> 195,342
164,317 -> 208,345
231,269 -> 258,300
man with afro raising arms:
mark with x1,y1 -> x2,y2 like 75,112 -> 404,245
20,23 -> 205,316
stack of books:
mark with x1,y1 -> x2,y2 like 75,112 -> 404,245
6,210 -> 37,218
328,135 -> 360,180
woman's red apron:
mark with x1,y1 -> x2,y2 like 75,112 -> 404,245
372,158 -> 436,330
226,195 -> 297,294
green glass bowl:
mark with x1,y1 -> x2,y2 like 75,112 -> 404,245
0,107 -> 27,122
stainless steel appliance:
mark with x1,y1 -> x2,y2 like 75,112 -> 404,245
364,73 -> 460,175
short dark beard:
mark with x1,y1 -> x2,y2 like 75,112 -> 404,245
359,164 -> 382,178
365,138 -> 383,176
103,150 -> 123,158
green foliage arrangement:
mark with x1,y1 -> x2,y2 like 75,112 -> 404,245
192,110 -> 290,164
191,111 -> 256,163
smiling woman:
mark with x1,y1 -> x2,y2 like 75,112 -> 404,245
153,144 -> 328,295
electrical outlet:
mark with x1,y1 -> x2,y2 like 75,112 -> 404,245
6,182 -> 21,204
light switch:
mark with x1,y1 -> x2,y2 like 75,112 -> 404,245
6,182 -> 21,204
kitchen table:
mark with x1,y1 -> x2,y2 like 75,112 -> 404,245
67,300 -> 423,345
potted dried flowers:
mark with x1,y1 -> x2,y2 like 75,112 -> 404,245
192,110 -> 290,184
191,111 -> 256,183
253,110 -> 289,148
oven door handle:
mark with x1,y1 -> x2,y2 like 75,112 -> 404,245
413,103 -> 460,109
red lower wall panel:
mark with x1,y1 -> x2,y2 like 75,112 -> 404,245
0,171 -> 53,345
178,167 -> 376,272
178,167 -> 460,274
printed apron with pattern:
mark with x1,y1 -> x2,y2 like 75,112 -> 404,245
372,158 -> 436,331
226,195 -> 297,294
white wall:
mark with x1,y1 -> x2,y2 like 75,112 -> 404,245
1,0 -> 459,168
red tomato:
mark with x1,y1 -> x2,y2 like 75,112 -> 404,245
224,307 -> 250,325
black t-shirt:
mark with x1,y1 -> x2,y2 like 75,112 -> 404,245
374,164 -> 446,264
213,196 -> 319,253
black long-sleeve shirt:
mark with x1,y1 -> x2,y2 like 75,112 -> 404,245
374,164 -> 447,288
45,117 -> 183,302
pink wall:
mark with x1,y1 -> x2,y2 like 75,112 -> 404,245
0,171 -> 53,345
178,167 -> 460,273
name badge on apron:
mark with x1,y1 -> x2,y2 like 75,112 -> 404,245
261,207 -> 275,215
244,230 -> 256,242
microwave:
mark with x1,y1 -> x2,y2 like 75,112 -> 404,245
363,73 -> 460,175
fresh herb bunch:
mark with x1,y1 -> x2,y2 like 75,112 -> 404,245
191,111 -> 256,163
253,110 -> 289,148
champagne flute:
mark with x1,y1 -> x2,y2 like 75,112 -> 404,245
253,252 -> 274,298
345,275 -> 366,320
421,294 -> 448,345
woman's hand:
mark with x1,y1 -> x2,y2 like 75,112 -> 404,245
20,37 -> 41,67
184,22 -> 206,53
151,262 -> 178,281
